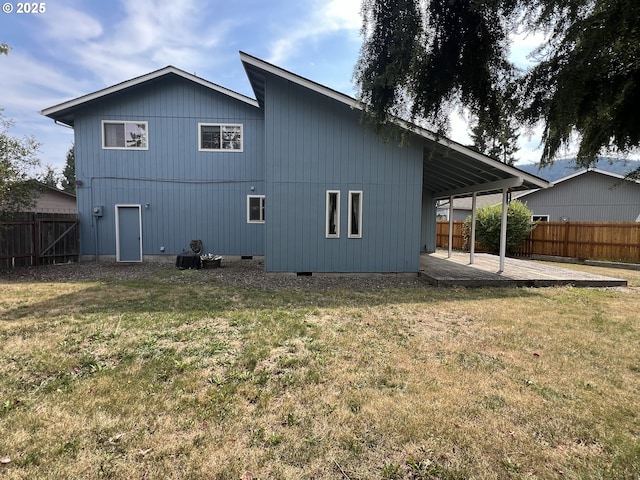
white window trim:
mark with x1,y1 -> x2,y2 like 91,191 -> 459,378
102,120 -> 148,150
348,190 -> 363,238
326,190 -> 340,238
247,195 -> 265,223
532,215 -> 549,222
114,204 -> 143,262
198,123 -> 244,152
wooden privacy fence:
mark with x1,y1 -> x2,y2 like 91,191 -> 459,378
437,221 -> 640,263
0,213 -> 80,269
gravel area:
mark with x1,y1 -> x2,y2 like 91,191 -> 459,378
1,259 -> 428,291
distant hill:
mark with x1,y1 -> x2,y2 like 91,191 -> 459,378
516,158 -> 640,182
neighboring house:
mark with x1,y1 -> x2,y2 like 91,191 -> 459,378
437,193 -> 504,222
41,52 -> 549,273
516,168 -> 640,222
31,182 -> 77,214
0,182 -> 77,269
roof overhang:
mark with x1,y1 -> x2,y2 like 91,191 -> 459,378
420,134 -> 550,199
41,66 -> 259,127
240,51 -> 551,199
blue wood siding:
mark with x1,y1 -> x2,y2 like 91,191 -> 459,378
263,76 -> 424,272
74,75 -> 264,258
421,190 -> 437,252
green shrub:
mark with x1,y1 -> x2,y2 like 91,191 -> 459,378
463,199 -> 536,254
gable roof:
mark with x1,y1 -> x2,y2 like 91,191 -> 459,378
552,167 -> 639,185
517,167 -> 639,200
30,180 -> 76,199
239,51 -> 550,198
41,66 -> 259,127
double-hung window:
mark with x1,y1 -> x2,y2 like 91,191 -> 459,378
199,123 -> 243,151
102,121 -> 148,149
247,195 -> 265,223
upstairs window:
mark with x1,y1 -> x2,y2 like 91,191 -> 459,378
326,190 -> 340,238
102,121 -> 148,149
348,191 -> 362,238
247,195 -> 265,223
199,123 -> 243,151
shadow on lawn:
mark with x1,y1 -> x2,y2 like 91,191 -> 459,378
1,273 -> 547,323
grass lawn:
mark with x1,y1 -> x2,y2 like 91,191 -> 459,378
1,264 -> 639,479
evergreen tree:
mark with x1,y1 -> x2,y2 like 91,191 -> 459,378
61,144 -> 75,194
355,0 -> 640,169
38,165 -> 59,188
470,115 -> 520,165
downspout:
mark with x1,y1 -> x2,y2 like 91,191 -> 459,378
94,216 -> 99,263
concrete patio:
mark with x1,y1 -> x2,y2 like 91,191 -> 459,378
420,251 -> 628,287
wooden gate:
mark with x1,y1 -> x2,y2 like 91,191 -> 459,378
0,213 -> 80,269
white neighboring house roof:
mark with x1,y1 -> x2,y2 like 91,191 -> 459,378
41,66 -> 259,127
516,167 -> 639,199
442,193 -> 506,211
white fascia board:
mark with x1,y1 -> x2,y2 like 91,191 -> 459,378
398,118 -> 551,190
547,168 -> 590,185
554,167 -> 637,185
524,168 -> 639,192
41,66 -> 258,119
240,52 -> 362,110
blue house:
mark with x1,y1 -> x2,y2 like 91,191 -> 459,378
42,52 -> 549,273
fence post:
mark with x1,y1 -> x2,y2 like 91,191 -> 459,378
33,213 -> 40,266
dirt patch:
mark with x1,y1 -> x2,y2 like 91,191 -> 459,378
1,259 -> 427,291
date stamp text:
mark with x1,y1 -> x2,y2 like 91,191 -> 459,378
2,3 -> 47,14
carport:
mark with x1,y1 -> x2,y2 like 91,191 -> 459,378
416,131 -> 552,272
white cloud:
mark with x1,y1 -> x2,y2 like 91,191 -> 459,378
0,56 -> 85,113
268,0 -> 361,65
54,0 -> 238,86
39,4 -> 104,42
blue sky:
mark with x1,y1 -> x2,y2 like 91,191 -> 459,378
1,0 -> 546,176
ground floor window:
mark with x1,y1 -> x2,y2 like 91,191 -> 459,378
348,190 -> 362,238
532,215 -> 549,222
326,190 -> 340,238
247,195 -> 265,223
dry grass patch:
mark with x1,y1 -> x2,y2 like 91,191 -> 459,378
1,268 -> 639,479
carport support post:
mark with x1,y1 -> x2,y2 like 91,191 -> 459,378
499,187 -> 508,273
448,195 -> 454,258
470,192 -> 477,264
